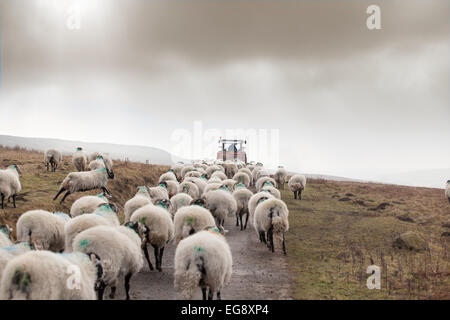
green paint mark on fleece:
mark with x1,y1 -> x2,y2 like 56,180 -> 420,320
264,181 -> 273,186
194,246 -> 205,253
96,167 -> 107,173
78,239 -> 90,248
185,217 -> 195,225
139,217 -> 147,225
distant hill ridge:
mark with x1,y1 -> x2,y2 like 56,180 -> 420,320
0,134 -> 185,166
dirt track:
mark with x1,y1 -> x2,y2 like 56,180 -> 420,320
107,215 -> 293,300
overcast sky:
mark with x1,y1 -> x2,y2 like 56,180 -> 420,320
0,0 -> 448,180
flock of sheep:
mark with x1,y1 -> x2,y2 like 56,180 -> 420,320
0,146 -> 310,300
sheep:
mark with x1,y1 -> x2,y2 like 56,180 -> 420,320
288,174 -> 307,200
72,147 -> 88,172
173,205 -> 217,244
16,210 -> 70,252
207,177 -> 222,184
70,193 -> 109,217
0,242 -> 32,281
0,164 -> 22,209
124,186 -> 152,223
159,171 -> 177,183
174,229 -> 232,300
130,204 -> 174,272
178,181 -> 200,200
220,179 -> 237,192
232,186 -> 253,230
148,183 -> 170,204
202,183 -> 222,196
53,167 -> 115,204
0,250 -> 102,300
238,167 -> 253,186
203,189 -> 237,229
44,149 -> 62,172
232,172 -> 251,188
248,191 -> 275,223
170,165 -> 184,182
251,166 -> 262,184
255,169 -> 270,182
164,180 -> 179,198
181,166 -> 196,180
206,165 -> 224,179
255,176 -> 277,192
64,203 -> 120,252
89,152 -> 113,169
170,193 -> 194,218
223,162 -> 238,179
446,180 -> 450,203
261,186 -> 281,199
253,198 -> 289,254
185,171 -> 202,179
210,171 -> 227,181
73,225 -> 144,300
274,166 -> 287,189
184,177 -> 207,195
0,224 -> 13,247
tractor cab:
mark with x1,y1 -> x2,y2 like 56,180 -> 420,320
217,138 -> 247,163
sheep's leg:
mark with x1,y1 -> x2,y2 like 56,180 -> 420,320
97,282 -> 106,300
259,231 -> 267,244
59,190 -> 71,204
201,288 -> 207,300
1,194 -> 4,209
124,273 -> 132,300
217,291 -> 221,300
102,187 -> 112,197
239,213 -> 244,231
143,244 -> 154,271
208,289 -> 213,300
236,214 -> 239,227
298,190 -> 302,200
154,246 -> 161,272
293,191 -> 297,199
157,247 -> 165,272
53,187 -> 66,200
46,163 -> 49,171
282,234 -> 287,255
268,227 -> 274,253
244,213 -> 249,230
109,286 -> 116,299
12,195 -> 16,208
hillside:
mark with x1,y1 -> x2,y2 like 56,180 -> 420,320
0,146 -> 169,229
0,134 -> 185,165
1,146 -> 449,299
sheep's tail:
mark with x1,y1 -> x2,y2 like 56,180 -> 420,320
272,216 -> 286,246
9,268 -> 32,299
174,256 -> 203,299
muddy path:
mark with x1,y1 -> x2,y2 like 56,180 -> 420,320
107,215 -> 293,300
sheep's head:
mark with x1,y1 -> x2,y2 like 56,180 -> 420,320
159,181 -> 168,189
257,196 -> 270,205
124,221 -> 148,245
191,198 -> 206,208
155,199 -> 170,211
8,164 -> 22,175
106,168 -> 114,179
96,202 -> 119,213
